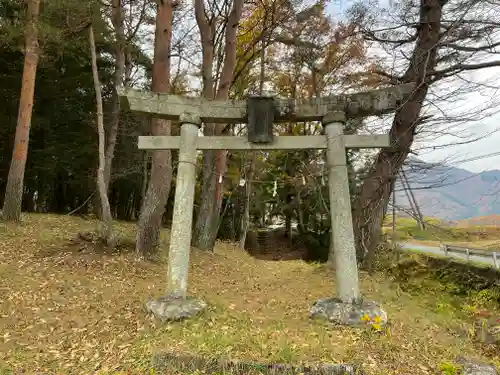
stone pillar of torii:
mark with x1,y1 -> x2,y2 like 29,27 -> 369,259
119,83 -> 414,326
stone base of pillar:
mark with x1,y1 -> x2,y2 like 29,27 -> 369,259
146,295 -> 207,322
309,298 -> 387,327
456,357 -> 498,375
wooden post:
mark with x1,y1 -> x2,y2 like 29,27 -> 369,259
493,251 -> 499,269
466,248 -> 470,262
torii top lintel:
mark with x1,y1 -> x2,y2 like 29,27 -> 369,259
118,83 -> 414,123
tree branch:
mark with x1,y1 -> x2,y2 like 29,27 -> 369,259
431,60 -> 500,82
440,40 -> 500,53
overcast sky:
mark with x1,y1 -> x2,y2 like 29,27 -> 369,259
160,0 -> 500,173
327,0 -> 500,173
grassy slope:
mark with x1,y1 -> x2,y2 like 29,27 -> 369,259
383,216 -> 500,250
0,214 -> 498,375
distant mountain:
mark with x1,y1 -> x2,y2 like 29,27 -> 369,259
395,159 -> 500,221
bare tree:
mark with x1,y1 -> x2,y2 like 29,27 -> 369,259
352,0 -> 500,263
2,0 -> 41,222
89,25 -> 114,244
192,0 -> 244,250
192,0 -> 354,251
103,0 -> 126,192
238,0 -> 270,249
93,0 -> 150,217
136,0 -> 176,258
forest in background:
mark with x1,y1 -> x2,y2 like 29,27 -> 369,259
1,0 -> 500,265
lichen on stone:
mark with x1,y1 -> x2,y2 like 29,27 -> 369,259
309,297 -> 388,328
145,295 -> 207,322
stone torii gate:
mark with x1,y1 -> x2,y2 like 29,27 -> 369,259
119,83 -> 414,325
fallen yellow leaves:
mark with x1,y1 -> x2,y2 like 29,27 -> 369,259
0,214 -> 497,375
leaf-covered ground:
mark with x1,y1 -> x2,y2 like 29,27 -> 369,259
0,214 -> 498,374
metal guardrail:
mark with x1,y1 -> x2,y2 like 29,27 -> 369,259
440,243 -> 500,269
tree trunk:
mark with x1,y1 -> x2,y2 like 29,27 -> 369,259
89,26 -> 114,245
238,153 -> 256,249
192,0 -> 244,251
135,0 -> 174,258
94,0 -> 125,219
103,0 -> 126,192
2,0 -> 41,222
191,1 -> 216,250
192,149 -> 219,249
353,0 -> 444,264
141,150 -> 149,205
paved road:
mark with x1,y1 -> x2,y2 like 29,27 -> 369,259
398,242 -> 497,268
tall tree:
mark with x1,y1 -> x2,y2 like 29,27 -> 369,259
237,0 -> 269,249
89,24 -> 114,244
2,0 -> 41,222
192,0 -> 244,250
135,0 -> 175,258
103,0 -> 126,192
352,0 -> 500,263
